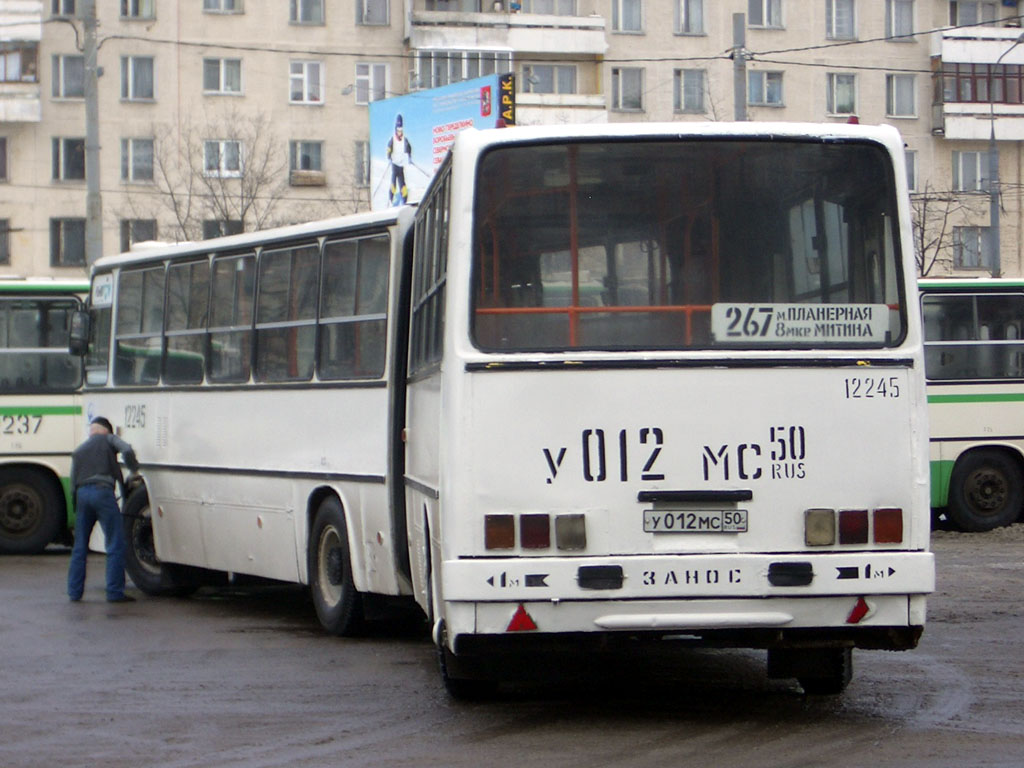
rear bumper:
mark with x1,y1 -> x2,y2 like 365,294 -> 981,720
439,551 -> 933,652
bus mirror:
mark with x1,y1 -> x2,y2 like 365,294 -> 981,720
69,310 -> 90,357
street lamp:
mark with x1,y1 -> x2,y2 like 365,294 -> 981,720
987,32 -> 1024,277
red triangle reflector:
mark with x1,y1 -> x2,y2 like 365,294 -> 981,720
846,596 -> 870,624
506,604 -> 538,632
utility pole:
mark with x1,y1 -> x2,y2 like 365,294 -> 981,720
732,13 -> 748,122
83,0 -> 102,265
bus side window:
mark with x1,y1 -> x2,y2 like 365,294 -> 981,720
255,244 -> 318,382
209,253 -> 255,383
165,259 -> 210,385
319,235 -> 389,380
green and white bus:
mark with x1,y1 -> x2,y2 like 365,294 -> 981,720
921,278 -> 1024,530
0,277 -> 88,553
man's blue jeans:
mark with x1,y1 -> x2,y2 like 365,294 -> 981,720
66,485 -> 127,601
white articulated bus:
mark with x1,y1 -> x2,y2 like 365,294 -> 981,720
0,277 -> 88,553
75,123 -> 933,696
920,278 -> 1024,531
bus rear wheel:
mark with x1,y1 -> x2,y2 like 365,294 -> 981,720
0,468 -> 62,554
122,488 -> 197,596
948,450 -> 1024,532
308,496 -> 363,636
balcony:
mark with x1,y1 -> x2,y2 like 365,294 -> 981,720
0,2 -> 42,122
933,26 -> 1024,140
515,92 -> 606,125
407,7 -> 606,56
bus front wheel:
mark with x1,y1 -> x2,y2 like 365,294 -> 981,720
308,496 -> 363,636
948,450 -> 1024,532
122,489 -> 197,596
0,468 -> 63,554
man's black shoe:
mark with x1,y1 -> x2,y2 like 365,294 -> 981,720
107,595 -> 136,603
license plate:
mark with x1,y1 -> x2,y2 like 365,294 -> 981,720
643,509 -> 748,533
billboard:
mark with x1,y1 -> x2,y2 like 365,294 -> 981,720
368,73 -> 515,210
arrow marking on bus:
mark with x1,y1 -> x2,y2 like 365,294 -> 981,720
837,567 -> 860,580
525,574 -> 549,587
486,572 -> 519,588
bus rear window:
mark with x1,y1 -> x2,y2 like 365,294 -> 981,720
471,139 -> 905,351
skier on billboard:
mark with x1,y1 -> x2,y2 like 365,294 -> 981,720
386,113 -> 412,206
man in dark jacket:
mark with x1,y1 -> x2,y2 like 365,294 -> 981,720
66,416 -> 140,602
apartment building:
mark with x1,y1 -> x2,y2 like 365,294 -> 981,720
0,0 -> 1022,278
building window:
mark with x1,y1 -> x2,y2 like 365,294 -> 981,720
52,1 -> 76,16
522,64 -> 576,94
0,220 -> 10,265
885,0 -> 913,39
52,54 -> 84,98
413,51 -> 512,90
748,0 -> 782,27
290,0 -> 324,23
949,1 -> 997,27
203,58 -> 242,94
748,70 -> 783,105
355,62 -> 388,104
0,137 -> 7,181
521,0 -> 576,12
611,67 -> 644,111
354,140 -> 370,187
1,44 -> 38,84
121,56 -> 154,101
905,149 -> 917,192
954,226 -> 992,269
52,138 -> 85,181
290,60 -> 324,104
203,220 -> 243,239
612,0 -> 642,32
204,140 -> 242,177
121,138 -> 154,182
941,63 -> 1024,105
204,0 -> 241,11
50,218 -> 86,267
826,0 -> 855,40
120,219 -> 156,252
827,73 -> 856,114
289,140 -> 323,171
886,73 -> 915,116
357,0 -> 388,24
678,0 -> 704,34
120,0 -> 155,19
952,150 -> 992,192
673,68 -> 705,112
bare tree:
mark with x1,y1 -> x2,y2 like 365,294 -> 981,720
161,108 -> 292,240
910,182 -> 987,277
112,107 -> 306,245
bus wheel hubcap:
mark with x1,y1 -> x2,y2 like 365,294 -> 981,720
967,470 -> 1006,512
326,548 -> 344,586
0,488 -> 39,534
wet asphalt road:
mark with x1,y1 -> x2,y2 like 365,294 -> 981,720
2,526 -> 1023,768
